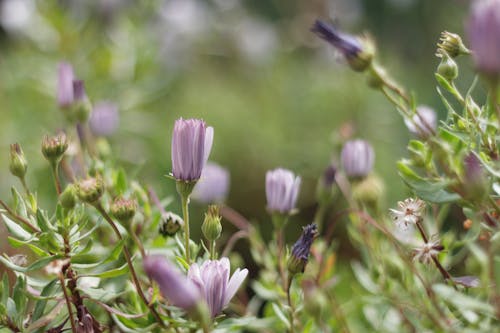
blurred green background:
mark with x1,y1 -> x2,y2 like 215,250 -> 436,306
0,0 -> 474,242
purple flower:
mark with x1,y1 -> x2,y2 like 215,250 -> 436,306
192,162 -> 230,204
187,258 -> 248,318
72,80 -> 87,102
467,0 -> 500,75
288,224 -> 318,275
340,139 -> 375,178
89,101 -> 119,137
171,118 -> 214,181
143,256 -> 200,311
265,168 -> 301,214
404,105 -> 437,139
57,62 -> 75,108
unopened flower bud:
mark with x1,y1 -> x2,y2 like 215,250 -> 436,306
266,168 -> 301,215
202,205 -> 222,242
288,224 -> 318,276
312,20 -> 375,72
436,31 -> 470,58
352,174 -> 385,210
437,51 -> 458,81
341,139 -> 375,179
462,152 -> 488,203
159,212 -> 184,237
110,196 -> 137,224
77,176 -> 104,204
59,184 -> 78,209
9,143 -> 27,179
42,133 -> 68,164
316,164 -> 336,202
57,62 -> 75,109
71,80 -> 92,123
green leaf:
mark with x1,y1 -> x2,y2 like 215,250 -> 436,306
11,187 -> 27,218
271,303 -> 290,329
432,284 -> 495,316
31,278 -> 60,321
72,239 -> 125,268
12,276 -> 26,314
115,168 -> 128,195
83,261 -> 130,278
1,274 -> 9,306
1,214 -> 32,241
36,209 -> 55,233
351,261 -> 379,294
8,237 -> 48,257
0,255 -> 64,273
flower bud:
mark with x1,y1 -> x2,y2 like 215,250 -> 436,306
316,164 -> 336,202
57,62 -> 75,109
42,133 -> 68,164
110,196 -> 137,224
266,168 -> 301,215
462,152 -> 488,203
159,212 -> 184,237
76,176 -> 104,204
9,143 -> 27,179
340,139 -> 375,179
59,184 -> 78,209
436,31 -> 470,58
288,224 -> 318,276
201,205 -> 222,242
71,80 -> 92,123
437,51 -> 458,81
352,174 -> 385,210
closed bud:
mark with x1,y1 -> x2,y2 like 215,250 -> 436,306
436,31 -> 470,58
9,143 -> 27,179
341,139 -> 375,179
437,51 -> 458,81
110,196 -> 137,224
42,133 -> 68,164
288,224 -> 318,276
316,164 -> 336,202
352,174 -> 385,210
71,80 -> 92,123
462,152 -> 488,204
159,212 -> 184,237
59,184 -> 78,209
201,205 -> 222,242
77,176 -> 104,204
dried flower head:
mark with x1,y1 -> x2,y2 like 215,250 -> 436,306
159,212 -> 184,237
288,224 -> 318,275
412,235 -> 444,264
389,198 -> 426,230
265,168 -> 301,214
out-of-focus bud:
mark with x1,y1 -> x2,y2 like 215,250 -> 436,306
159,212 -> 184,237
352,174 -> 385,211
192,162 -> 230,204
266,168 -> 301,216
89,101 -> 119,137
467,0 -> 500,77
59,184 -> 78,209
436,31 -> 470,58
437,50 -> 458,81
41,133 -> 68,164
340,139 -> 375,179
316,164 -> 336,202
302,279 -> 328,322
9,143 -> 27,179
312,20 -> 375,72
462,152 -> 489,203
71,80 -> 92,123
201,205 -> 222,242
57,62 -> 75,109
288,224 -> 318,276
110,196 -> 137,224
404,105 -> 437,139
76,176 -> 104,204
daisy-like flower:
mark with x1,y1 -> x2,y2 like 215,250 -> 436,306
187,257 -> 248,318
265,168 -> 301,214
412,235 -> 444,264
389,198 -> 426,230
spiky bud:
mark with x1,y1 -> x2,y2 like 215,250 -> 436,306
110,197 -> 137,224
77,176 -> 104,204
201,205 -> 222,242
436,31 -> 470,58
9,143 -> 27,179
42,133 -> 68,164
159,212 -> 184,237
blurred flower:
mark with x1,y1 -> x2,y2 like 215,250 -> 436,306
57,62 -> 75,109
89,101 -> 119,137
413,235 -> 443,264
265,168 -> 301,214
187,257 -> 248,318
404,105 -> 437,139
467,0 -> 500,76
234,18 -> 278,65
321,164 -> 337,189
340,139 -> 374,178
143,256 -> 200,311
171,118 -> 214,182
192,162 -> 230,204
288,224 -> 318,275
390,198 -> 426,230
312,20 -> 374,72
110,196 -> 137,224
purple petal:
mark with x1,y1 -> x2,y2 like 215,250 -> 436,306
57,62 -> 74,108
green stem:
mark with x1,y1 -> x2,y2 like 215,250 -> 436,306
181,194 -> 191,265
210,240 -> 216,260
50,162 -> 62,195
58,274 -> 77,333
286,277 -> 295,333
20,177 -> 31,197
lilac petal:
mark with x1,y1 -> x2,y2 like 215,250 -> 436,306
224,268 -> 248,305
191,121 -> 206,179
57,62 -> 75,108
203,126 -> 214,166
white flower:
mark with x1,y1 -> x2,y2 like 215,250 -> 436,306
389,198 -> 426,230
188,257 -> 248,318
413,236 -> 444,264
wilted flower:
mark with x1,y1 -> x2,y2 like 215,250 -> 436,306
57,62 -> 75,108
413,235 -> 444,264
265,168 -> 301,214
340,139 -> 375,178
192,162 -> 230,204
390,198 -> 426,230
143,255 -> 200,311
187,257 -> 248,318
312,20 -> 374,72
288,224 -> 318,275
89,101 -> 119,137
404,105 -> 437,139
171,118 -> 214,182
467,0 -> 500,76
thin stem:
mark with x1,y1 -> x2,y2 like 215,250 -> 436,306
130,226 -> 146,259
20,177 -> 31,197
221,230 -> 248,258
286,277 -> 295,333
415,221 -> 429,243
210,240 -> 216,260
51,162 -> 62,195
380,87 -> 410,115
0,199 -> 40,233
58,274 -> 77,333
93,203 -> 165,328
181,195 -> 191,265
276,228 -> 286,288
219,205 -> 250,230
